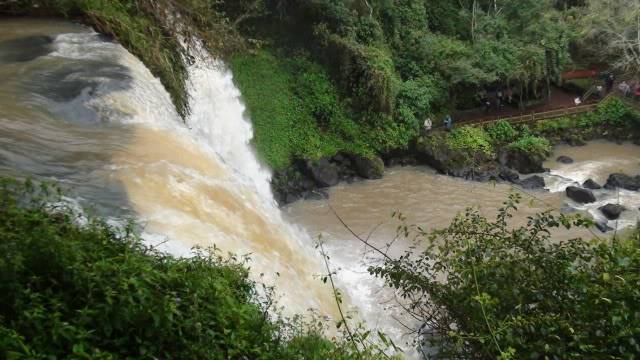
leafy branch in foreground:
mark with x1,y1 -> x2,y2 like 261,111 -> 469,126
333,194 -> 640,359
368,193 -> 640,359
0,178 -> 372,360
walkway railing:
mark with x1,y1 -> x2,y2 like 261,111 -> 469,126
435,83 -> 640,131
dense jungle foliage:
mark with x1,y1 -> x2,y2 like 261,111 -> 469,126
4,0 -> 629,169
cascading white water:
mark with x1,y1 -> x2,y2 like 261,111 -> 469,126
0,19 -> 425,357
541,141 -> 640,230
0,20 -> 338,319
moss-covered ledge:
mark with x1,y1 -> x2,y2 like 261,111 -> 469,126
0,0 -> 192,117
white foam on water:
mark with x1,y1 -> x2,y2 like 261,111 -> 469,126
15,27 -> 418,356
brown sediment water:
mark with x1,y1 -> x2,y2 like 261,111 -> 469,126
285,141 -> 640,349
0,19 -> 338,319
3,18 -> 640,358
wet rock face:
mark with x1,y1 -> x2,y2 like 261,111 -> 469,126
566,186 -> 596,204
599,204 -> 626,220
595,221 -> 613,233
306,159 -> 340,188
582,179 -> 602,190
501,148 -> 545,174
0,35 -> 53,63
351,155 -> 384,179
604,173 -> 640,191
556,155 -> 574,164
499,167 -> 520,183
516,175 -> 546,190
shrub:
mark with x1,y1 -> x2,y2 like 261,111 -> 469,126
508,134 -> 551,157
576,112 -> 603,129
533,116 -> 574,135
447,126 -> 494,160
597,98 -> 640,126
370,194 -> 640,359
485,120 -> 519,144
230,50 -> 373,169
0,179 -> 367,359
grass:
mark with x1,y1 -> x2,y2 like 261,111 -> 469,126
230,50 -> 374,170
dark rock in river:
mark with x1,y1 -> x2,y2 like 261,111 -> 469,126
604,173 -> 640,191
351,155 -> 384,179
556,155 -> 574,164
499,167 -> 520,183
582,179 -> 602,189
516,175 -> 546,190
272,163 -> 316,205
595,221 -> 613,233
306,158 -> 339,187
501,148 -> 545,174
566,135 -> 586,146
566,186 -> 596,204
599,203 -> 626,220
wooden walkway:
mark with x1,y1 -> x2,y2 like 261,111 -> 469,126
440,93 -> 639,130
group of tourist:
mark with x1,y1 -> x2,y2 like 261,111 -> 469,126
422,114 -> 453,133
617,80 -> 640,100
479,88 -> 515,114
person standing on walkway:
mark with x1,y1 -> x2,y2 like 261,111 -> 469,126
605,73 -> 615,93
506,87 -> 513,105
618,81 -> 631,97
423,117 -> 432,134
496,89 -> 503,109
444,115 -> 453,131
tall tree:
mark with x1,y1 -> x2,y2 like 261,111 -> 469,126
580,0 -> 640,75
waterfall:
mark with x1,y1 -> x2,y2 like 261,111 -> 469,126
1,23 -> 336,317
0,19 -> 414,356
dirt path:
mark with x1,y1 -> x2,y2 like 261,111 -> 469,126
453,86 -> 590,125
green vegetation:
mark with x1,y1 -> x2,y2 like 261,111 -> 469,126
533,98 -> 640,140
225,0 -> 576,169
484,120 -> 519,145
5,0 -> 630,171
420,122 -> 551,170
507,134 -> 552,158
370,194 -> 640,359
0,179 -> 372,359
230,50 -> 373,169
447,126 -> 495,161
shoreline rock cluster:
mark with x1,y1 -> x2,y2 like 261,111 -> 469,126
272,135 -> 640,230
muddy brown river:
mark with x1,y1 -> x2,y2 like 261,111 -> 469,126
3,18 -> 640,358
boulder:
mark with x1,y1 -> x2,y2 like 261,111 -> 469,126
499,168 -> 520,183
556,155 -> 574,164
595,221 -> 613,233
599,204 -> 626,220
306,158 -> 339,187
516,175 -> 546,190
566,135 -> 586,146
351,154 -> 384,179
604,173 -> 640,191
271,164 -> 317,205
502,148 -> 545,174
582,179 -> 602,190
565,186 -> 596,204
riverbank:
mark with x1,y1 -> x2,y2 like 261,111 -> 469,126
273,97 -> 640,205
